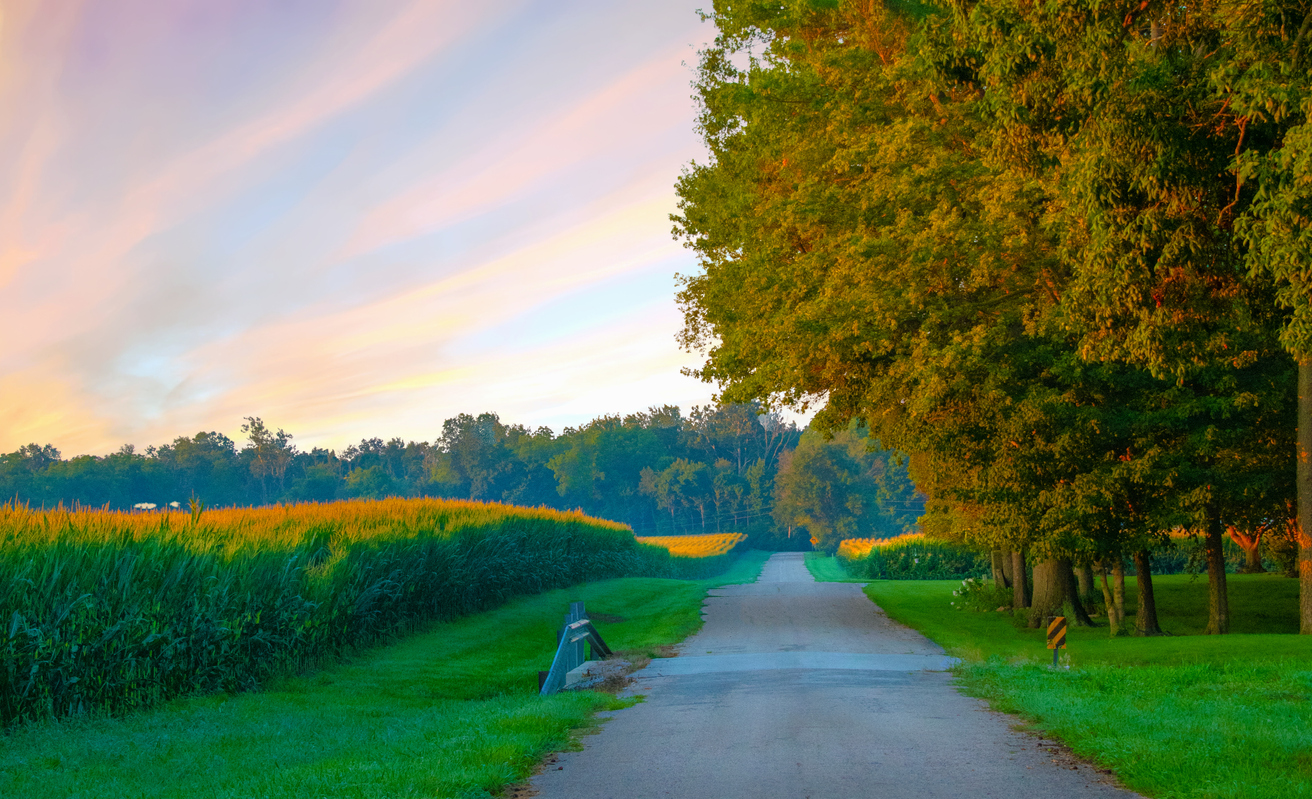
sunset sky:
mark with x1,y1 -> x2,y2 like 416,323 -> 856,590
0,0 -> 729,456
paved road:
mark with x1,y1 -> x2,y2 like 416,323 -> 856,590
529,552 -> 1141,799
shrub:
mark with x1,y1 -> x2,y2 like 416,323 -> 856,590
950,576 -> 1013,612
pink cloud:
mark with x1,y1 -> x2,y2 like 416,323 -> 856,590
0,1 -> 716,456
339,46 -> 694,259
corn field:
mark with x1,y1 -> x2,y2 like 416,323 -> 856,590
836,533 -> 988,580
836,536 -> 893,560
636,533 -> 746,558
0,498 -> 703,728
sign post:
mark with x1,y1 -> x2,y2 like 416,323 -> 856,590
1046,615 -> 1067,668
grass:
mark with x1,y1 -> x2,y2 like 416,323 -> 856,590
804,550 -> 867,582
0,551 -> 770,799
863,573 -> 1306,665
821,555 -> 1312,799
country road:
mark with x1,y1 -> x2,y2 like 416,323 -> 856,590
529,552 -> 1142,799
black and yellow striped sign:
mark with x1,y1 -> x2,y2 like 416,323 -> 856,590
1047,616 -> 1067,650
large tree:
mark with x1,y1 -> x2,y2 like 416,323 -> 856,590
674,0 -> 1105,613
1223,0 -> 1312,630
933,0 -> 1311,630
674,0 -> 1301,632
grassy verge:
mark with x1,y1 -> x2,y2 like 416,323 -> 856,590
843,560 -> 1312,799
804,550 -> 867,582
0,551 -> 770,799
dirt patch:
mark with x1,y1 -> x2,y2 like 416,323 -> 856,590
561,655 -> 651,694
1008,720 -> 1121,779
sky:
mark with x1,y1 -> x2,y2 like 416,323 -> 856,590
0,0 -> 737,456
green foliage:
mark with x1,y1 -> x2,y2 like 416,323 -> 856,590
866,575 -> 1301,661
0,499 -> 734,729
772,423 -> 923,553
1148,534 -> 1250,576
950,576 -> 1012,612
672,0 -> 1305,637
342,465 -> 395,499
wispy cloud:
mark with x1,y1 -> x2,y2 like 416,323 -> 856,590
339,49 -> 694,260
0,0 -> 713,455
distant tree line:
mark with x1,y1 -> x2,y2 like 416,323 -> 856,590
0,404 -> 924,550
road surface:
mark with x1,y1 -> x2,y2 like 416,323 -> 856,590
529,552 -> 1141,799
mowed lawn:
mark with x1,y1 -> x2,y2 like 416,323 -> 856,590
0,552 -> 770,799
843,565 -> 1312,799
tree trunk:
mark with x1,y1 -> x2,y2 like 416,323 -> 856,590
1113,558 -> 1126,630
1204,502 -> 1230,635
1012,549 -> 1030,609
1227,526 -> 1266,573
1096,560 -> 1122,635
1075,562 -> 1095,603
1027,558 -> 1093,628
1244,540 -> 1264,573
991,550 -> 1011,588
1001,551 -> 1015,585
1028,559 -> 1061,628
1133,550 -> 1163,635
1300,358 -> 1312,635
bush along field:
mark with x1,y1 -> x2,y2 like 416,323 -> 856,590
863,574 -> 1310,799
835,533 -> 988,580
0,498 -> 725,729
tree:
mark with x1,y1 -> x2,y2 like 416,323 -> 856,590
431,413 -> 518,501
772,424 -> 917,553
675,0 -> 1305,634
286,463 -> 341,503
928,0 -> 1304,633
1223,6 -> 1312,631
343,466 -> 396,500
639,458 -> 714,532
241,417 -> 296,502
157,431 -> 245,506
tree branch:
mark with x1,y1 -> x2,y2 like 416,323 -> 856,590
1293,6 -> 1312,68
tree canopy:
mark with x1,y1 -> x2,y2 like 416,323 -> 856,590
674,0 -> 1310,632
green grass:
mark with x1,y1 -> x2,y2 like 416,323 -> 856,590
864,573 -> 1305,665
804,551 -> 868,582
842,559 -> 1312,799
0,551 -> 770,799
